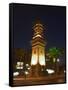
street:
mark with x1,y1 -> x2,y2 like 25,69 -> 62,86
13,74 -> 66,86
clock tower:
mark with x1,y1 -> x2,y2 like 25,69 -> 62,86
31,19 -> 46,77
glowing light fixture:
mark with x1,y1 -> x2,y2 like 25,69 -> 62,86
27,67 -> 31,70
46,69 -> 55,74
26,64 -> 29,67
13,72 -> 19,76
57,58 -> 60,62
25,71 -> 29,75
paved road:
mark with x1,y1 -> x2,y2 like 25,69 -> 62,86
13,74 -> 66,86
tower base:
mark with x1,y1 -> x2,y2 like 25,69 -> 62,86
30,64 -> 45,77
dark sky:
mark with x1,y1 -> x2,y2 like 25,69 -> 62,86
13,3 -> 66,50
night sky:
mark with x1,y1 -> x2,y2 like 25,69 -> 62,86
13,3 -> 66,51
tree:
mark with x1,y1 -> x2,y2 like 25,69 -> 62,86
48,47 -> 61,62
47,47 -> 62,74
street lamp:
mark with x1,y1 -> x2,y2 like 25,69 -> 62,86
27,67 -> 31,70
24,71 -> 29,79
26,64 -> 29,67
56,58 -> 60,74
25,71 -> 29,75
57,58 -> 60,62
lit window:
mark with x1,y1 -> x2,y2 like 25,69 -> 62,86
16,62 -> 23,69
17,62 -> 20,66
16,66 -> 21,69
21,62 -> 23,65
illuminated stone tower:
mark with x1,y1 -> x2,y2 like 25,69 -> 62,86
31,19 -> 46,77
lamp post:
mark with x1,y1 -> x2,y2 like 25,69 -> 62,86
24,71 -> 29,79
23,64 -> 30,79
56,58 -> 60,74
